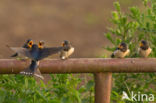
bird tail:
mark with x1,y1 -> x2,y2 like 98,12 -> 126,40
20,60 -> 44,79
34,69 -> 44,80
11,53 -> 18,57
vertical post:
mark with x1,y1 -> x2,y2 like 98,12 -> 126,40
94,72 -> 112,103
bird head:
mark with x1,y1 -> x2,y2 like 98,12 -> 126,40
118,42 -> 127,52
62,40 -> 70,47
26,39 -> 33,48
38,40 -> 45,49
140,40 -> 149,50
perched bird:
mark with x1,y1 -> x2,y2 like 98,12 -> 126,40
11,39 -> 33,57
9,43 -> 66,79
23,40 -> 45,79
20,41 -> 45,79
138,40 -> 152,58
60,40 -> 74,60
111,42 -> 130,58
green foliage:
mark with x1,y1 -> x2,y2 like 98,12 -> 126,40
2,1 -> 156,103
105,0 -> 156,102
0,75 -> 61,103
0,74 -> 94,103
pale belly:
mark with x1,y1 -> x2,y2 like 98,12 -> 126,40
114,49 -> 130,58
138,48 -> 152,57
60,47 -> 74,59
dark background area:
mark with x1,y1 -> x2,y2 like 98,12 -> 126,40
0,0 -> 139,58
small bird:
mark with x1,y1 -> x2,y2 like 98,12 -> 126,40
20,41 -> 45,79
60,40 -> 74,60
11,39 -> 33,57
111,42 -> 130,58
9,43 -> 66,79
138,40 -> 152,58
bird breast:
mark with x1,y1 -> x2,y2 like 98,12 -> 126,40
60,47 -> 74,59
113,49 -> 130,58
138,47 -> 152,57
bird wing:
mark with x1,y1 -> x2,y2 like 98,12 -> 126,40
10,53 -> 18,57
8,47 -> 32,59
22,43 -> 28,48
38,46 -> 64,60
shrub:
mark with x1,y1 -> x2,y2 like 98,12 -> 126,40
105,0 -> 156,102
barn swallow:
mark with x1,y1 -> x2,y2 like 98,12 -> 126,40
11,39 -> 33,57
138,40 -> 152,58
111,42 -> 130,58
9,43 -> 66,79
19,41 -> 45,79
60,40 -> 74,60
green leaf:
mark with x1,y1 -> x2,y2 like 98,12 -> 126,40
0,89 -> 6,103
116,38 -> 122,44
143,0 -> 148,6
120,16 -> 127,25
114,2 -> 120,12
105,33 -> 114,43
112,11 -> 119,20
86,80 -> 94,91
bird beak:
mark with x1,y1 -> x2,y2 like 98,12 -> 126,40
62,43 -> 65,47
118,45 -> 122,49
140,43 -> 143,47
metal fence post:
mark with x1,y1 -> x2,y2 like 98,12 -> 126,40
94,72 -> 112,103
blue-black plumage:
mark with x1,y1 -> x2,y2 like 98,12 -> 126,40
11,39 -> 33,57
9,40 -> 66,79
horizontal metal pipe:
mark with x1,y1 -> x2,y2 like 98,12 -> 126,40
0,58 -> 156,74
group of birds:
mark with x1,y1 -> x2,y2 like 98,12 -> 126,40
7,39 -> 151,79
111,40 -> 152,58
8,39 -> 74,79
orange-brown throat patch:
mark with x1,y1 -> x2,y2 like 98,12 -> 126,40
38,43 -> 43,49
27,41 -> 33,48
62,43 -> 65,47
140,43 -> 143,47
28,44 -> 32,48
118,45 -> 123,49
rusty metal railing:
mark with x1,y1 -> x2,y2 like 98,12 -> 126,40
0,58 -> 156,103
